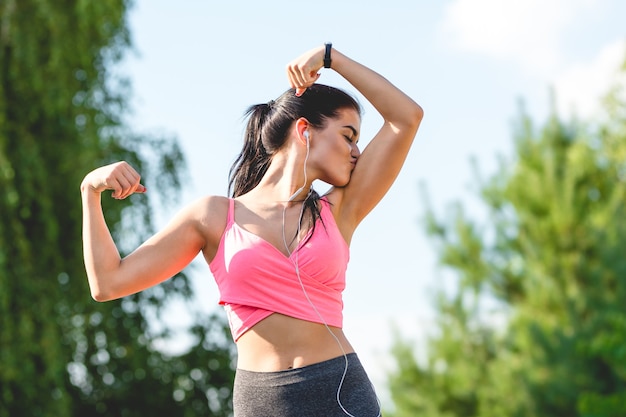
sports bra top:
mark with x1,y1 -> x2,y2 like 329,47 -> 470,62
209,197 -> 350,341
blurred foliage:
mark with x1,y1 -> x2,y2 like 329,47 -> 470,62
0,0 -> 234,416
387,58 -> 626,417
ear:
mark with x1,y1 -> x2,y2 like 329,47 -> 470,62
295,117 -> 310,145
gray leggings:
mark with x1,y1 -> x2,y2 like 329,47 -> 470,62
233,353 -> 381,417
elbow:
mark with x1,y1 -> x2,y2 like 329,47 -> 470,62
89,281 -> 117,302
406,104 -> 424,141
91,288 -> 111,302
410,103 -> 424,130
388,103 -> 424,142
86,268 -> 123,302
416,103 -> 424,120
397,104 -> 424,139
395,102 -> 424,135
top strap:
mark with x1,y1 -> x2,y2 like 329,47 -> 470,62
227,198 -> 235,225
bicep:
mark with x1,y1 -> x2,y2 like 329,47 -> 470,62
339,121 -> 419,226
105,204 -> 208,300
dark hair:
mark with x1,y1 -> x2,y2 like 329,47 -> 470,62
228,84 -> 361,236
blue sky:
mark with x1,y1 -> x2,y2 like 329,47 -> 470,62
122,0 -> 626,405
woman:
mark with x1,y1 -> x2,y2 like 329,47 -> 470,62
81,44 -> 423,416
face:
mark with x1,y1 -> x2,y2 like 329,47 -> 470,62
308,108 -> 361,187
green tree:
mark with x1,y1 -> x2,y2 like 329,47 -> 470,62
0,1 -> 234,416
387,61 -> 626,417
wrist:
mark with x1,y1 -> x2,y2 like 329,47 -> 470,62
80,181 -> 102,197
323,42 -> 332,69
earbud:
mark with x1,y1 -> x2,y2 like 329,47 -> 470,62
303,131 -> 310,153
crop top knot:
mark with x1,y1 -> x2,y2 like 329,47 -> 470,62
209,196 -> 350,341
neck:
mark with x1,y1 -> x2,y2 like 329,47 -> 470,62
254,147 -> 313,203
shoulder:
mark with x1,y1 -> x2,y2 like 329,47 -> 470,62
188,195 -> 230,230
178,195 -> 230,252
175,195 -> 228,220
189,194 -> 230,216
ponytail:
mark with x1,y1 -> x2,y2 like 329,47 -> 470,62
228,103 -> 273,197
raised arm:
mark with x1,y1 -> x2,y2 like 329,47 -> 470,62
286,45 -> 423,232
80,161 -> 207,301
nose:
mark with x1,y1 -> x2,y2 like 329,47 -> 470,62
351,143 -> 361,158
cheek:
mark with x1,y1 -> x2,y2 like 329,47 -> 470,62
333,139 -> 351,154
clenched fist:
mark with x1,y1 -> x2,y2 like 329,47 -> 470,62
81,161 -> 147,200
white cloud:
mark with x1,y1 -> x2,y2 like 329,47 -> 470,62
440,0 -> 626,119
441,0 -> 599,76
553,39 -> 626,119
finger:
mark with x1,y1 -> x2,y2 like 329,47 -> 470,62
113,178 -> 132,199
286,64 -> 305,89
111,167 -> 138,199
119,172 -> 142,199
119,166 -> 146,197
112,182 -> 146,199
107,178 -> 126,199
286,63 -> 308,88
293,64 -> 311,87
125,182 -> 145,198
295,73 -> 320,97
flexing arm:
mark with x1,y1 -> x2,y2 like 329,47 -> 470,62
286,45 -> 423,232
81,161 -> 206,301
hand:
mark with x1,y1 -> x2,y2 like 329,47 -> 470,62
286,45 -> 326,96
81,161 -> 147,199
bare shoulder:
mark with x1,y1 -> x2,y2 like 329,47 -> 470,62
185,195 -> 229,232
184,195 -> 230,260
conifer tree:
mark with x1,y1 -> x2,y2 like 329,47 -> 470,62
387,61 -> 626,417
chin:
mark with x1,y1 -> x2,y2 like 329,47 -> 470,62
323,172 -> 352,188
331,177 -> 352,188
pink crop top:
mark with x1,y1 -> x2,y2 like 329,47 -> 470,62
209,197 -> 350,341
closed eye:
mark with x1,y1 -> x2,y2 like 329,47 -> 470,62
342,125 -> 360,144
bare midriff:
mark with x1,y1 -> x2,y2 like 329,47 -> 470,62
235,313 -> 355,372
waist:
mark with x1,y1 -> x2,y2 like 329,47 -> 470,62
235,313 -> 354,372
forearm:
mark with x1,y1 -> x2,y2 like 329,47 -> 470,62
81,187 -> 122,301
331,48 -> 423,128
